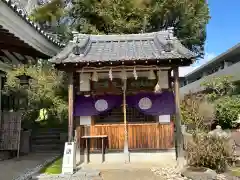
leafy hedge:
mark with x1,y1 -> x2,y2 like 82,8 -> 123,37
215,95 -> 240,129
187,133 -> 234,173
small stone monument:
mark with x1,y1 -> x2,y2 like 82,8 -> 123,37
208,125 -> 230,139
232,114 -> 240,131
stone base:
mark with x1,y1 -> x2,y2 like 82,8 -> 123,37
181,167 -> 217,180
0,151 -> 11,161
176,156 -> 187,171
82,150 -> 175,164
124,152 -> 130,163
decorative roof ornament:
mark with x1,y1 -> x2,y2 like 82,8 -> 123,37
72,31 -> 79,43
164,41 -> 174,52
167,27 -> 175,40
71,32 -> 90,56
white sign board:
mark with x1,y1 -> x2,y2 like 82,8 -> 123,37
62,142 -> 76,174
159,115 -> 171,123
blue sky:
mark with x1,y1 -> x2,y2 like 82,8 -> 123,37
180,0 -> 240,76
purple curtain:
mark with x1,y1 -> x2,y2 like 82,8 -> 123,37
126,91 -> 175,116
74,91 -> 175,116
74,95 -> 122,116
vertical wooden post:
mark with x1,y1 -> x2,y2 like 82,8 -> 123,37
168,69 -> 172,89
122,79 -> 129,155
173,67 -> 184,163
68,72 -> 74,142
0,77 -> 2,126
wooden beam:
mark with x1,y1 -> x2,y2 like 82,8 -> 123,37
173,67 -> 184,163
68,72 -> 74,142
0,44 -> 47,58
1,50 -> 20,65
13,52 -> 26,61
55,59 -> 193,72
168,69 -> 172,89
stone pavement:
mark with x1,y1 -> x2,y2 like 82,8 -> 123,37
81,162 -> 179,180
32,168 -> 103,180
101,169 -> 159,180
0,152 -> 59,180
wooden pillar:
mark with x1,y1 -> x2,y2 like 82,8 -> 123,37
0,76 -> 2,126
173,67 -> 184,161
122,79 -> 129,154
68,72 -> 74,142
168,69 -> 172,89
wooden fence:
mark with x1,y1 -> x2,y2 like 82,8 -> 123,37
0,111 -> 22,150
76,123 -> 174,151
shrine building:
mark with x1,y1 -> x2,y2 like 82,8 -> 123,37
50,28 -> 196,163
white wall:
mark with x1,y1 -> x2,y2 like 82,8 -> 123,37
180,60 -> 240,96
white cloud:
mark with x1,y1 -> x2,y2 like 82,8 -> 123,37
179,52 -> 216,77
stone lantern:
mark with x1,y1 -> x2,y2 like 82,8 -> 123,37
232,114 -> 240,131
16,73 -> 32,86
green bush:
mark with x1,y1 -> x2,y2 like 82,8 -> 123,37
181,93 -> 215,131
186,133 -> 234,173
215,95 -> 240,129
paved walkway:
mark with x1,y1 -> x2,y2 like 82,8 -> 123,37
81,162 -> 177,180
101,169 -> 159,180
0,152 -> 59,180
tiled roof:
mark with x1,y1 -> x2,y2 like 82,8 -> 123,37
50,28 -> 196,64
2,0 -> 64,47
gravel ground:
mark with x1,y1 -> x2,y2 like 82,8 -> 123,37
32,166 -> 240,180
151,167 -> 234,180
151,167 -> 189,180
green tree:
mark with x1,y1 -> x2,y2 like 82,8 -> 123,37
31,0 -> 210,57
3,62 -> 68,129
181,93 -> 215,132
30,0 -> 64,25
214,95 -> 240,129
201,76 -> 235,101
29,0 -> 72,42
201,76 -> 240,129
70,0 -> 210,57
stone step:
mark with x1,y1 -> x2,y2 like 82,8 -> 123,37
32,134 -> 60,139
32,143 -> 63,149
31,139 -> 63,145
31,149 -> 63,153
31,144 -> 64,152
36,128 -> 64,132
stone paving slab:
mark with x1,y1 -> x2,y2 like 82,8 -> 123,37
0,152 -> 59,180
32,168 -> 103,180
101,169 -> 159,180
